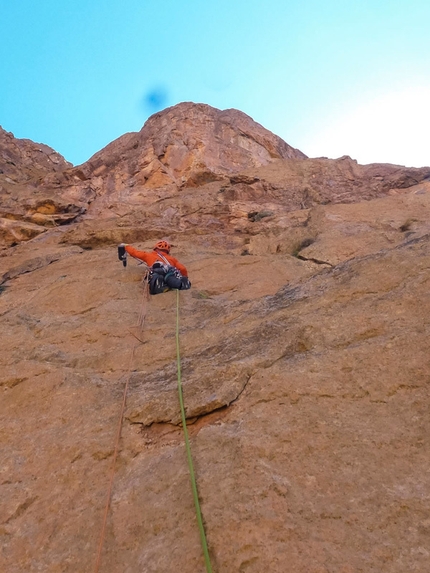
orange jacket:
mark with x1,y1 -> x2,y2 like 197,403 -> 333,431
125,245 -> 188,277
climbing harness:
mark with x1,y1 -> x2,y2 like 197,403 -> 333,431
94,277 -> 212,572
146,251 -> 190,295
117,246 -> 189,295
153,250 -> 172,267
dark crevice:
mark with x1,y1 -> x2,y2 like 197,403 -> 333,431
226,373 -> 253,405
185,373 -> 253,422
297,255 -> 333,266
127,374 -> 253,431
5,496 -> 38,524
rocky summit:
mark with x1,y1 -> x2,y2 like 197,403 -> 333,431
1,103 -> 430,573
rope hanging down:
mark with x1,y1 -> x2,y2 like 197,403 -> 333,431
93,280 -> 149,573
175,290 -> 213,573
93,343 -> 137,573
94,284 -> 212,572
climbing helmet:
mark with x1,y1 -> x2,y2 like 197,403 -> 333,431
153,240 -> 171,253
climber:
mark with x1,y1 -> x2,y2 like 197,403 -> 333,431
118,240 -> 191,295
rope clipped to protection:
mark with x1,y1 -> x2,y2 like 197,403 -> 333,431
175,289 -> 213,573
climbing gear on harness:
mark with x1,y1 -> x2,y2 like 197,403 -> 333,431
148,265 -> 191,294
181,276 -> 191,290
148,259 -> 171,295
164,267 -> 182,284
153,250 -> 172,267
148,251 -> 191,295
118,244 -> 127,267
175,290 -> 213,573
149,272 -> 171,295
153,240 -> 171,253
152,261 -> 168,272
116,243 -> 190,295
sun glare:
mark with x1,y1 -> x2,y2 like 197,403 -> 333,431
307,87 -> 430,167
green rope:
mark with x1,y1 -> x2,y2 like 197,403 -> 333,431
175,289 -> 213,573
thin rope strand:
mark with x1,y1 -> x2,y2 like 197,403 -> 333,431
175,289 -> 213,573
93,343 -> 136,573
93,284 -> 148,573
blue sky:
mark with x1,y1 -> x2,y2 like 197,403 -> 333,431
1,1 -> 429,167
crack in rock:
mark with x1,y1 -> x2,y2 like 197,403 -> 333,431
297,254 -> 333,266
4,496 -> 38,524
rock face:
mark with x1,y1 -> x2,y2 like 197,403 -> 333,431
0,126 -> 71,180
1,103 -> 430,573
1,103 -> 430,250
83,102 -> 307,187
0,127 -> 83,246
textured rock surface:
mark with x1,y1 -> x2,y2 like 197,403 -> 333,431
0,126 -> 71,180
1,104 -> 430,573
0,127 -> 84,246
3,103 -> 430,252
81,102 -> 307,189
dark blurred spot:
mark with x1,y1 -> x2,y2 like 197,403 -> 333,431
142,87 -> 169,114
